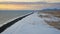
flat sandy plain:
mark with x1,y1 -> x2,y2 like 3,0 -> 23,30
38,10 -> 60,30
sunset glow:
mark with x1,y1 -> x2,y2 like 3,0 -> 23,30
0,0 -> 60,3
0,4 -> 41,10
0,0 -> 60,10
0,4 -> 60,10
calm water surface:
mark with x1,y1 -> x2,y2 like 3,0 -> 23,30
0,10 -> 33,26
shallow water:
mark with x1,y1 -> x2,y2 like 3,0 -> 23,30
0,10 -> 32,26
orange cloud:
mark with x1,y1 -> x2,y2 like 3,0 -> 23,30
0,4 -> 29,10
0,0 -> 60,3
0,4 -> 42,10
0,4 -> 59,10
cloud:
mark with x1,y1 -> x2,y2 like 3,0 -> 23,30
0,0 -> 60,3
44,0 -> 60,3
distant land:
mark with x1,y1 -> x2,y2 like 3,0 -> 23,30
41,8 -> 60,10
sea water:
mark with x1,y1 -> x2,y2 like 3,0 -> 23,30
0,10 -> 33,26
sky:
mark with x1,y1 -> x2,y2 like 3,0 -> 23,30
0,0 -> 60,10
0,0 -> 60,3
0,4 -> 60,10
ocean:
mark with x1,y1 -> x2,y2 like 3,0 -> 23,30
0,10 -> 33,26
